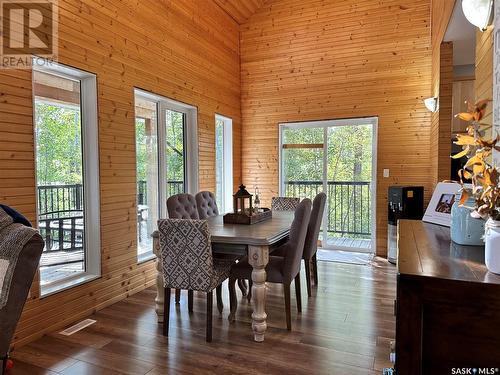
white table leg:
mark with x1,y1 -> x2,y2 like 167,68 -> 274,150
153,233 -> 164,323
248,245 -> 269,342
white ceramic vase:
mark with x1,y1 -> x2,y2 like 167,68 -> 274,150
484,219 -> 500,274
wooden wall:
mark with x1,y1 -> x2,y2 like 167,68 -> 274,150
240,0 -> 433,256
437,42 -> 454,181
0,0 -> 241,347
429,0 -> 455,186
475,26 -> 494,132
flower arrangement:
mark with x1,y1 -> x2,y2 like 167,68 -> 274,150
452,99 -> 500,220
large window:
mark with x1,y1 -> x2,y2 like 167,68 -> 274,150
134,89 -> 198,261
34,63 -> 100,296
215,114 -> 233,213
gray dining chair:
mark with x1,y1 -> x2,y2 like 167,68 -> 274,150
195,191 -> 219,219
158,218 -> 233,342
228,198 -> 312,330
271,196 -> 300,211
166,193 -> 199,306
273,192 -> 326,297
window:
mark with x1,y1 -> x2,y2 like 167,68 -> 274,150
134,89 -> 198,261
215,114 -> 233,213
34,63 -> 100,296
279,118 -> 377,253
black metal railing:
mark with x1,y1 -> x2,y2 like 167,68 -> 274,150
137,180 -> 184,205
284,180 -> 371,237
37,180 -> 185,254
37,184 -> 84,258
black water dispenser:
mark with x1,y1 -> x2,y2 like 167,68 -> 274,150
387,186 -> 424,264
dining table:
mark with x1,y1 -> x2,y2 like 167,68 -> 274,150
152,210 -> 295,342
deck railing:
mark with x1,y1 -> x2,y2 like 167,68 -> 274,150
284,180 -> 371,237
37,181 -> 185,256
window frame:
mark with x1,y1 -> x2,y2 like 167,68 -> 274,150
215,114 -> 233,214
134,88 -> 199,262
33,62 -> 101,297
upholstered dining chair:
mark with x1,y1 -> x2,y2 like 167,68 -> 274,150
195,191 -> 249,297
273,192 -> 326,297
228,198 -> 312,330
158,218 -> 233,342
166,193 -> 199,306
195,191 -> 219,219
271,196 -> 300,211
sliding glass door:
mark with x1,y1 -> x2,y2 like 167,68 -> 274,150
280,118 -> 377,253
134,89 -> 197,261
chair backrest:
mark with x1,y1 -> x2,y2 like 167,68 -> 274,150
0,234 -> 44,358
282,198 -> 312,284
157,218 -> 214,292
271,197 -> 300,211
167,193 -> 199,219
195,191 -> 219,219
303,192 -> 327,260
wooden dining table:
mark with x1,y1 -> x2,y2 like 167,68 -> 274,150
152,211 -> 295,342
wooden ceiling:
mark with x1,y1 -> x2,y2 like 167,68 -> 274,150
212,0 -> 265,24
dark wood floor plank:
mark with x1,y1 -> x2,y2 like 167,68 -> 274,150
9,258 -> 396,375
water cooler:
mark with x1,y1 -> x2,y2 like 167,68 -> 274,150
387,186 -> 424,264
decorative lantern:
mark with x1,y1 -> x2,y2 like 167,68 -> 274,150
233,184 -> 253,215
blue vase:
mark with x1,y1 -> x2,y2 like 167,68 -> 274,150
450,194 -> 485,246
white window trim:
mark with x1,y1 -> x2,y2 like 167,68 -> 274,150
33,62 -> 101,297
278,117 -> 378,254
215,114 -> 233,214
134,89 -> 199,260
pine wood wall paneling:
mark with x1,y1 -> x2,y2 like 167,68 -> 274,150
475,26 -> 494,135
438,42 -> 453,181
212,0 -> 265,24
429,0 -> 455,186
0,0 -> 241,347
240,0 -> 433,256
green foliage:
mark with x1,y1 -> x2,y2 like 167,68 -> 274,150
35,102 -> 83,185
165,110 -> 185,182
282,125 -> 372,183
282,124 -> 373,240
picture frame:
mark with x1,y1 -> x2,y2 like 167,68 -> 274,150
423,182 -> 461,227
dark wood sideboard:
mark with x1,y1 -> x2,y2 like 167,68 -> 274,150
396,220 -> 500,375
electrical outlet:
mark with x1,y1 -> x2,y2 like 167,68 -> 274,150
383,169 -> 390,178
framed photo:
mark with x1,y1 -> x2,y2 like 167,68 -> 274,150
423,182 -> 461,226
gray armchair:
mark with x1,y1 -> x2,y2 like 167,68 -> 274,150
1,234 -> 44,374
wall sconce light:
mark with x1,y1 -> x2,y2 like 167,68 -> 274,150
424,97 -> 439,112
462,0 -> 494,31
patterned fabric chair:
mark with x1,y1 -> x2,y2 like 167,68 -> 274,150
158,219 -> 233,342
166,193 -> 199,305
195,191 -> 249,297
273,192 -> 326,297
228,198 -> 312,330
271,197 -> 300,211
195,191 -> 219,219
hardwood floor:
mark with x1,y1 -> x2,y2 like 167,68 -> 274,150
9,258 -> 396,374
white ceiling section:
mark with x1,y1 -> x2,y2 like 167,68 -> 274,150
444,0 -> 477,66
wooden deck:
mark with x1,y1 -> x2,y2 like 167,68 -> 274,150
326,237 -> 372,251
10,258 -> 396,374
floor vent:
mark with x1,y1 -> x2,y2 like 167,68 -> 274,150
59,319 -> 96,336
